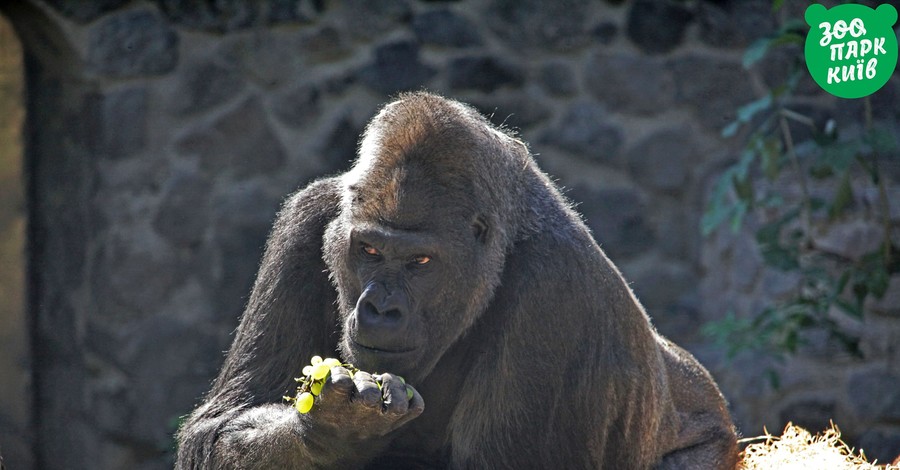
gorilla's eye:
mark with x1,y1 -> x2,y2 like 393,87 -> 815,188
361,243 -> 381,258
412,255 -> 431,265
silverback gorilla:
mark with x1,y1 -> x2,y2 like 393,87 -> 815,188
176,92 -> 739,469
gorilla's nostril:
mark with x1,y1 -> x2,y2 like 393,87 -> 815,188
383,309 -> 402,319
359,301 -> 381,318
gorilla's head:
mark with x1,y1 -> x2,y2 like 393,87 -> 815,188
323,93 -> 530,381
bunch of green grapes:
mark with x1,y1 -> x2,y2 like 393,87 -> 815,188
284,355 -> 413,414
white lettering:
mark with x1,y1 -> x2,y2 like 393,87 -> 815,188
833,20 -> 848,40
820,21 -> 833,46
831,43 -> 845,61
860,39 -> 872,57
849,18 -> 866,37
866,57 -> 878,79
874,37 -> 886,55
846,40 -> 858,59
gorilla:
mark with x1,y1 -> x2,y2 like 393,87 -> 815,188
176,92 -> 738,469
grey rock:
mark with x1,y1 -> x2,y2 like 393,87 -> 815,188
857,428 -> 900,464
625,128 -> 696,193
359,40 -> 436,95
630,262 -> 698,312
412,9 -> 482,48
730,234 -> 762,293
43,0 -> 129,22
87,9 -> 178,78
169,60 -> 245,115
467,93 -> 551,131
91,236 -> 186,319
264,0 -> 322,25
78,88 -> 147,160
176,98 -> 286,179
540,60 -> 578,97
585,52 -> 675,116
298,26 -> 350,63
338,0 -> 411,40
656,203 -> 700,263
568,185 -> 655,261
866,275 -> 900,317
212,184 -> 279,319
813,219 -> 884,261
447,55 -> 524,92
318,114 -> 362,174
697,0 -> 777,49
591,22 -> 618,45
668,55 -> 755,130
847,373 -> 900,421
153,170 -> 212,247
626,0 -> 693,55
126,317 -> 223,444
270,83 -> 321,129
540,102 -> 623,162
777,398 -> 837,434
157,0 -> 256,32
485,0 -> 590,51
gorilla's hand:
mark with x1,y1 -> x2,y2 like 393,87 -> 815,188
310,367 -> 425,440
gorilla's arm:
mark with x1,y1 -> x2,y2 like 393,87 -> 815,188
176,178 -> 390,469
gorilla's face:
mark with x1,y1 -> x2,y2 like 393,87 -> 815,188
324,170 -> 494,382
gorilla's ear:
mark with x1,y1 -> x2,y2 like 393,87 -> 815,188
472,215 -> 489,244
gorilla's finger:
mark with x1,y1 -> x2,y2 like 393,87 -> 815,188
351,371 -> 382,409
395,385 -> 424,427
325,366 -> 354,397
378,374 -> 409,416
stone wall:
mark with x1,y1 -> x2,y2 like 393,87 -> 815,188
0,0 -> 897,468
0,12 -> 29,470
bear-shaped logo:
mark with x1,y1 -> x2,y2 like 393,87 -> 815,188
804,3 -> 898,99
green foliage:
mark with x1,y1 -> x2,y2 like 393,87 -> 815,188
702,5 -> 897,374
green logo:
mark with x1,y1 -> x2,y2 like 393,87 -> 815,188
804,3 -> 898,99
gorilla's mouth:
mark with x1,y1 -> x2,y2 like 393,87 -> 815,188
351,339 -> 418,354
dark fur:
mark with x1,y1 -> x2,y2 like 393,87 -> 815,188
176,92 -> 738,469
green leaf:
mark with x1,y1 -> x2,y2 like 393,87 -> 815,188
737,95 -> 773,124
756,209 -> 801,271
722,120 -> 741,138
743,37 -> 772,68
761,136 -> 783,180
836,298 -> 863,319
868,266 -> 889,298
866,127 -> 898,154
722,96 -> 774,137
729,201 -> 749,233
769,32 -> 804,48
820,141 -> 858,172
828,173 -> 853,219
766,369 -> 781,389
732,173 -> 754,203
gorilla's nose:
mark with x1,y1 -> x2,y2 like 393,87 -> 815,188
354,283 -> 411,351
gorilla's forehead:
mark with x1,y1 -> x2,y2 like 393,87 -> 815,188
345,160 -> 475,229
349,221 -> 444,251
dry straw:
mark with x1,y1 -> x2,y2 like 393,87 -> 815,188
739,422 -> 899,470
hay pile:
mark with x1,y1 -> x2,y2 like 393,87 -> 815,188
740,423 -> 899,469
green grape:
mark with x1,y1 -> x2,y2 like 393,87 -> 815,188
323,357 -> 342,368
287,355 -> 417,415
311,363 -> 330,380
296,392 -> 314,414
